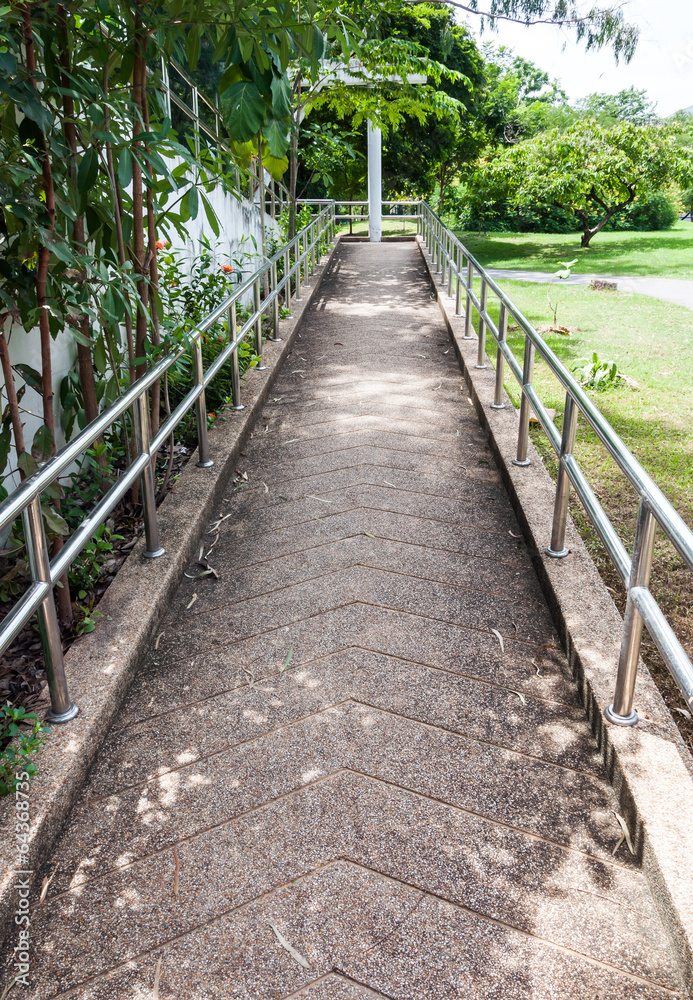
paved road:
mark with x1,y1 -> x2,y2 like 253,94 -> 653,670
22,244 -> 683,998
488,268 -> 693,310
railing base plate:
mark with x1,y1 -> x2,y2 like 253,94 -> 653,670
196,460 -> 214,469
143,547 -> 166,559
513,458 -> 531,467
46,702 -> 79,724
605,703 -> 639,727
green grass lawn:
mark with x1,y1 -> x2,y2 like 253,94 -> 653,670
454,221 -> 693,279
491,280 -> 693,745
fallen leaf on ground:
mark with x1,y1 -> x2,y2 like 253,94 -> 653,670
364,531 -> 376,538
307,495 -> 333,503
281,648 -> 294,673
612,813 -> 635,856
510,689 -> 526,706
674,707 -> 692,721
38,874 -> 53,905
269,923 -> 311,969
185,593 -> 198,611
509,530 -> 521,539
491,628 -> 505,653
153,956 -> 163,1000
154,632 -> 165,650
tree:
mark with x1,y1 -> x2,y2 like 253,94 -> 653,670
479,45 -> 570,144
475,119 -> 693,246
574,87 -> 659,125
432,0 -> 639,63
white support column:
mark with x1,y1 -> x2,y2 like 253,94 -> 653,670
367,120 -> 382,243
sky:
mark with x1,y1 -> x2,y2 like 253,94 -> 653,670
464,0 -> 693,116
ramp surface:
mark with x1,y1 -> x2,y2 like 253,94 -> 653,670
23,243 -> 683,999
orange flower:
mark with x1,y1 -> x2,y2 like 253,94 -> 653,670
221,264 -> 233,273
155,240 -> 168,250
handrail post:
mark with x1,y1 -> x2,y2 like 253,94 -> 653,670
295,243 -> 302,301
22,498 -> 78,723
454,244 -> 463,316
254,277 -> 266,369
191,86 -> 200,159
546,392 -> 578,557
310,222 -> 317,274
302,230 -> 309,286
463,261 -> 474,339
606,500 -> 656,726
284,248 -> 291,310
193,339 -> 214,468
475,279 -> 488,368
490,301 -> 508,406
441,232 -> 447,286
513,336 -> 535,467
133,391 -> 165,558
447,236 -> 454,297
269,261 -> 281,341
229,304 -> 244,410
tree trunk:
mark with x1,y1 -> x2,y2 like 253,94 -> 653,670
22,4 -> 72,625
0,328 -> 26,476
102,64 -> 135,382
140,70 -> 161,436
288,76 -> 302,240
57,5 -> 100,433
131,19 -> 149,382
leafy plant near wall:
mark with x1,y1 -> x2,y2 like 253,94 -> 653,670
0,0 -> 353,631
0,703 -> 50,796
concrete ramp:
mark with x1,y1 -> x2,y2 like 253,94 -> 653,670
22,243 -> 684,998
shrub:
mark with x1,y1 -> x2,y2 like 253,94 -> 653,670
0,704 -> 50,796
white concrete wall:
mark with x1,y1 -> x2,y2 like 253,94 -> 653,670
3,180 -> 279,495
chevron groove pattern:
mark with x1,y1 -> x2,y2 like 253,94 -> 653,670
21,244 -> 684,999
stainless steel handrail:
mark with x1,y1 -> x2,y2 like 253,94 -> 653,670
0,205 -> 335,722
6,195 -> 691,735
160,58 -> 290,213
419,200 -> 693,726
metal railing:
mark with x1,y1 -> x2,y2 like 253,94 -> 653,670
160,59 -> 289,218
0,205 -> 335,723
419,200 -> 693,727
333,200 -> 420,224
3,196 -> 692,733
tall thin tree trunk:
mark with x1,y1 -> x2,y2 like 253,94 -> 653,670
288,76 -> 302,240
22,4 -> 72,625
0,327 -> 26,477
102,63 -> 135,383
258,139 -> 270,299
132,18 -> 149,382
57,5 -> 100,434
140,73 -> 161,436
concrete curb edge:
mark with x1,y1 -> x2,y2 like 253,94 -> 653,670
418,236 -> 693,995
0,237 -> 340,944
